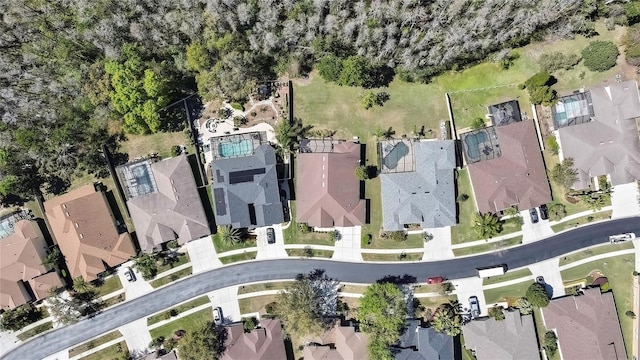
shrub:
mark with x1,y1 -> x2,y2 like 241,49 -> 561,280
355,165 -> 369,180
457,193 -> 469,202
546,136 -> 560,155
242,316 -> 259,332
526,283 -> 549,307
470,117 -> 486,130
623,24 -> 640,66
626,1 -> 640,25
544,331 -> 558,356
626,310 -> 637,319
582,41 -> 619,72
171,145 -> 182,157
381,231 -> 408,242
166,240 -> 179,249
524,72 -> 553,88
231,103 -> 244,111
488,306 -> 505,320
298,223 -> 311,234
317,55 -> 344,82
633,270 -> 639,276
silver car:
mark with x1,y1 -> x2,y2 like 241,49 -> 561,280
469,296 -> 481,318
213,307 -> 223,326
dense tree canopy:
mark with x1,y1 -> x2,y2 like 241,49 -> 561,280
356,282 -> 407,344
582,41 -> 620,72
526,283 -> 550,307
178,321 -> 226,360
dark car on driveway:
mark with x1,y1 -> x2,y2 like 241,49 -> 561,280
266,227 -> 276,244
539,204 -> 549,220
529,208 -> 539,223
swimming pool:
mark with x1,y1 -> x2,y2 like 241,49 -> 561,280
464,131 -> 487,161
218,139 -> 253,158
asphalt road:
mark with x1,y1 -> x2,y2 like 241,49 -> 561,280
4,217 -> 640,360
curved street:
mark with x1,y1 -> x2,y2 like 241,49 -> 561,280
4,216 -> 640,360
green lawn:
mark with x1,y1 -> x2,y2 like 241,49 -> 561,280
560,254 -> 635,358
16,322 -> 53,341
238,282 -> 293,295
551,210 -> 613,233
149,308 -> 213,340
361,252 -> 423,261
451,169 -> 479,244
339,284 -> 369,294
415,295 -> 458,319
483,268 -> 533,286
147,296 -> 210,326
120,131 -> 195,160
238,295 -> 279,315
79,341 -> 128,360
484,280 -> 533,305
212,233 -> 257,253
69,331 -> 122,358
219,251 -> 257,264
285,249 -> 334,258
460,334 -> 477,360
413,284 -> 443,294
149,267 -> 192,288
559,242 -> 634,267
103,294 -> 125,308
95,276 -> 122,298
282,202 -> 337,246
156,252 -> 190,274
453,236 -> 522,257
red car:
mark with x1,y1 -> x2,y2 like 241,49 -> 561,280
427,276 -> 444,284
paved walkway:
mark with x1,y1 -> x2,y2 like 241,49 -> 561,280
118,319 -> 151,356
255,224 -> 288,260
186,235 -> 223,273
331,226 -> 363,262
42,349 -> 69,360
611,182 -> 640,219
422,226 -> 454,261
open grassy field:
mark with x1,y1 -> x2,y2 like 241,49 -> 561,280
483,268 -> 533,286
147,296 -> 210,326
149,308 -> 213,340
560,254 -> 635,357
453,236 -> 523,257
551,210 -> 613,233
559,242 -> 634,267
69,331 -> 122,358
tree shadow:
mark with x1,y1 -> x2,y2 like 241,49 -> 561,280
377,274 -> 417,285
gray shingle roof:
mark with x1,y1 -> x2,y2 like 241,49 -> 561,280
558,80 -> 640,189
394,320 -> 455,360
211,145 -> 283,228
462,310 -> 540,360
381,140 -> 456,230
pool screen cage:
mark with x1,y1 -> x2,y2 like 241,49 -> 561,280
0,209 -> 34,239
552,91 -> 594,129
116,158 -> 159,200
378,138 -> 416,174
461,127 -> 502,164
210,131 -> 265,160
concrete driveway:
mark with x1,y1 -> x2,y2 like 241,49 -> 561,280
422,227 -> 454,260
120,263 -> 154,300
527,258 -> 565,298
186,235 -> 223,273
520,210 -> 554,244
331,226 -> 363,261
612,182 -> 640,219
452,277 -> 487,316
255,225 -> 287,260
0,330 -> 19,357
207,286 -> 241,324
118,318 -> 151,355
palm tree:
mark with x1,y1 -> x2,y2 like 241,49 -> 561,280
472,212 -> 503,239
217,225 -> 243,246
373,127 -> 395,139
72,276 -> 92,294
276,117 -> 312,153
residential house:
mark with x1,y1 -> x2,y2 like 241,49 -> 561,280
380,139 -> 457,230
0,220 -> 63,310
220,319 -> 286,360
462,310 -> 540,360
393,319 -> 455,360
211,144 -> 284,229
463,119 -> 552,214
304,321 -> 369,360
296,141 -> 366,227
117,155 -> 209,253
44,184 -> 136,282
554,80 -> 640,189
541,288 -> 627,360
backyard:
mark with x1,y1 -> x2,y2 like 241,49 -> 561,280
560,254 -> 635,357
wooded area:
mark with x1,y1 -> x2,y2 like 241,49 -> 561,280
0,0 -> 629,204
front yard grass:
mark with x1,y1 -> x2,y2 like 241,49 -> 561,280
69,330 -> 122,358
212,233 -> 257,253
339,284 -> 369,294
238,295 -> 279,315
551,210 -> 613,233
361,252 -> 423,261
285,249 -> 334,258
483,280 -> 533,305
559,242 -> 634,267
147,296 -> 210,326
238,282 -> 293,295
149,308 -> 213,341
156,252 -> 190,274
95,276 -> 122,298
149,267 -> 192,288
415,295 -> 458,319
483,268 -> 533,286
79,341 -> 128,360
219,252 -> 257,264
16,322 -> 52,341
560,254 -> 635,358
103,293 -> 125,308
453,236 -> 522,257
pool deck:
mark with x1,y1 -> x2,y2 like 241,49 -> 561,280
200,121 -> 277,169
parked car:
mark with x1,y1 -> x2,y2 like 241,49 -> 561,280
469,296 -> 481,318
426,276 -> 444,284
213,307 -> 223,326
529,208 -> 539,223
124,268 -> 136,282
539,204 -> 549,220
609,233 -> 636,243
266,227 -> 276,244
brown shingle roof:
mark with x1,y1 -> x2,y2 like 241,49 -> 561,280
541,288 -> 627,360
126,155 -> 210,253
44,185 -> 136,282
0,220 -> 61,310
296,142 -> 366,227
220,319 -> 287,360
304,322 -> 369,360
468,120 -> 551,213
